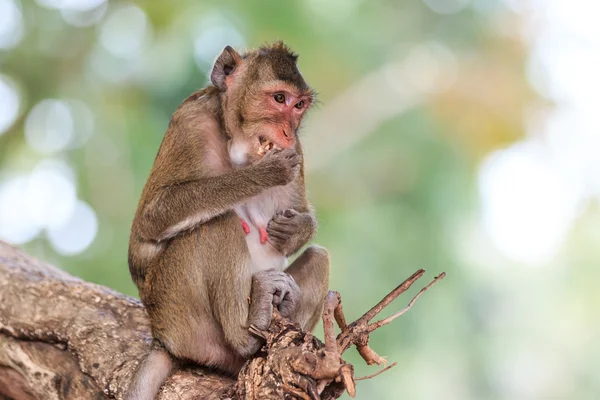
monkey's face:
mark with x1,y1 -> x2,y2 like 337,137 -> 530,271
231,80 -> 312,166
211,43 -> 313,167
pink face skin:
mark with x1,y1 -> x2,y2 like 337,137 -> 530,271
226,86 -> 312,168
256,84 -> 313,152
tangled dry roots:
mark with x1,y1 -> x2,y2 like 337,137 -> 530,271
235,270 -> 446,399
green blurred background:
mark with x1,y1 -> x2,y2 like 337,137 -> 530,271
1,0 -> 599,399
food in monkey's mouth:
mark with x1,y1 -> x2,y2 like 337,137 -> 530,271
257,136 -> 277,155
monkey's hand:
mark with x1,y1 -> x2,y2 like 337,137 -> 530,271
253,148 -> 302,187
267,209 -> 316,257
249,269 -> 301,330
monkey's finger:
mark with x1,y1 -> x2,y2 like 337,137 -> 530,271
272,290 -> 284,306
289,156 -> 302,167
276,286 -> 293,304
266,234 -> 282,244
280,149 -> 301,163
289,154 -> 302,163
278,292 -> 296,309
278,302 -> 296,318
279,294 -> 299,317
267,220 -> 295,230
272,213 -> 300,223
267,227 -> 289,240
280,148 -> 298,158
281,149 -> 300,159
271,223 -> 301,236
265,277 -> 292,289
282,290 -> 300,304
283,209 -> 300,218
261,281 -> 286,296
266,228 -> 291,241
267,231 -> 293,242
268,222 -> 288,232
266,220 -> 289,230
285,278 -> 301,296
251,300 -> 274,331
270,216 -> 299,226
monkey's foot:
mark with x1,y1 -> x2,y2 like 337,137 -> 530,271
259,227 -> 268,244
241,219 -> 251,235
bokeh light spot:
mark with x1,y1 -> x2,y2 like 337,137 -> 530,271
404,42 -> 458,93
47,200 -> 98,256
193,13 -> 245,71
27,159 -> 77,231
306,0 -> 363,22
36,0 -> 106,12
0,0 -> 24,49
98,3 -> 151,59
60,1 -> 108,27
423,0 -> 470,14
0,74 -> 20,136
479,142 -> 580,265
66,99 -> 95,148
0,176 -> 42,244
25,99 -> 74,154
0,159 -> 95,255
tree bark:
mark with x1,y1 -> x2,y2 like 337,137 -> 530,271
0,241 -> 234,399
0,240 -> 445,400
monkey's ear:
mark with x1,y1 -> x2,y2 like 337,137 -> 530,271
211,46 -> 242,90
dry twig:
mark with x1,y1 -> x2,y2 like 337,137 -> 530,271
271,269 -> 446,398
355,362 -> 398,381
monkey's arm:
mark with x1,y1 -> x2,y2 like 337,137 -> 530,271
267,209 -> 317,257
135,149 -> 301,242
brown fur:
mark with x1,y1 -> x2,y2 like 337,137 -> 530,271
126,43 -> 329,400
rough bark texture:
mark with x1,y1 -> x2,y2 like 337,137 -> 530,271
0,240 -> 445,400
0,241 -> 234,399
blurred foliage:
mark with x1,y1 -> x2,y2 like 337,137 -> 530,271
1,1 -> 599,399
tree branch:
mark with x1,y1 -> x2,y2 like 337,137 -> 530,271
0,240 -> 444,399
0,241 -> 233,399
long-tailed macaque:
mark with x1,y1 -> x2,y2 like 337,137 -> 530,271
125,42 -> 330,399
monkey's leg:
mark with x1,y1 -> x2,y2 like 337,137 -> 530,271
284,245 -> 330,331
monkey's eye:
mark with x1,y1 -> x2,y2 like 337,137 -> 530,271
274,93 -> 285,104
294,100 -> 305,109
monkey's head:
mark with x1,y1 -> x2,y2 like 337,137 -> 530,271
210,42 -> 314,167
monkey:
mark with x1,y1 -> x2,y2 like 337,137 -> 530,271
125,42 -> 330,400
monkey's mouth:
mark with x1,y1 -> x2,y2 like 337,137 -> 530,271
257,136 -> 277,155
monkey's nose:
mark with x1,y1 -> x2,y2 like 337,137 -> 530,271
282,129 -> 294,141
277,127 -> 295,148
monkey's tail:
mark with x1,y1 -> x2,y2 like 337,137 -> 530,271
125,341 -> 174,400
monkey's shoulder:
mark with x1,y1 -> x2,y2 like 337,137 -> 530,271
183,86 -> 220,104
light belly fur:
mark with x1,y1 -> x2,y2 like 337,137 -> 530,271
234,188 -> 289,272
